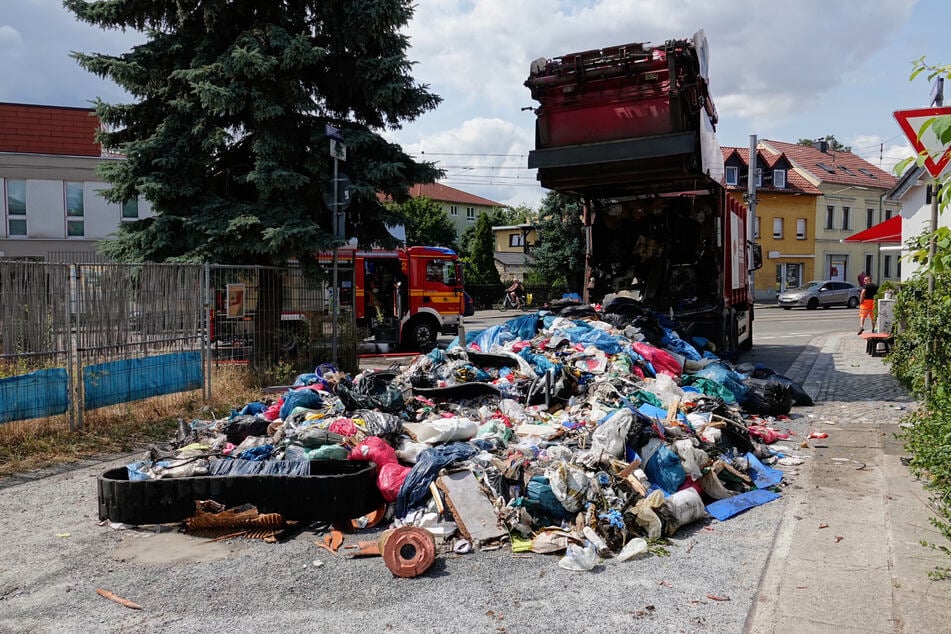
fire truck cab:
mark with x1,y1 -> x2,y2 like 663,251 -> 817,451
348,246 -> 464,351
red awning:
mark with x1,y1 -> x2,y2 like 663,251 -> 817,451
842,215 -> 902,243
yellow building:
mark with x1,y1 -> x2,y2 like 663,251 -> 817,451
491,223 -> 538,281
760,139 -> 899,287
723,146 -> 822,300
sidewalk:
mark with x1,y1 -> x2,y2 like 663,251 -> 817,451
746,333 -> 951,633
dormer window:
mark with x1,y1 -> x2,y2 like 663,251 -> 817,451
773,169 -> 786,189
755,168 -> 763,187
725,166 -> 738,186
816,162 -> 836,174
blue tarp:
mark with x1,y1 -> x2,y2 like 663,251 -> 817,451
83,351 -> 203,410
745,452 -> 784,489
0,368 -> 69,424
706,489 -> 781,521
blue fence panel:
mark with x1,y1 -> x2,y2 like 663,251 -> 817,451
83,351 -> 204,410
0,368 -> 70,424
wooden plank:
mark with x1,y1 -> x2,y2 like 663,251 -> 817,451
435,471 -> 507,546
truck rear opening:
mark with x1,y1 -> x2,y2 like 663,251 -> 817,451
526,31 -> 722,197
525,31 -> 757,356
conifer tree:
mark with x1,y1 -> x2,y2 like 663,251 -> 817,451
64,0 -> 442,264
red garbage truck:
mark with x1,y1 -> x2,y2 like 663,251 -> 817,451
526,30 -> 761,355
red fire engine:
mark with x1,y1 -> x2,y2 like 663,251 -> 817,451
325,246 -> 466,351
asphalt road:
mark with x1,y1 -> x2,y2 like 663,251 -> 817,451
444,303 -> 859,377
0,303 -> 864,633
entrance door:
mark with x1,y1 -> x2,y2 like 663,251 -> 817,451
828,256 -> 847,282
775,262 -> 803,293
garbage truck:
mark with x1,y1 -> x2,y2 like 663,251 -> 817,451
525,30 -> 761,355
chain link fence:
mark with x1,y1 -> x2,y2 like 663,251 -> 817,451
0,260 -> 356,430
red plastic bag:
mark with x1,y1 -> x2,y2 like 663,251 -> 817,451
377,462 -> 411,503
263,401 -> 282,421
349,436 -> 397,473
328,418 -> 359,437
631,342 -> 682,378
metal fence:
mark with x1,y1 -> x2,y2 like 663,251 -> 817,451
0,260 -> 355,430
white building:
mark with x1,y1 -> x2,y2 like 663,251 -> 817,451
0,102 -> 153,262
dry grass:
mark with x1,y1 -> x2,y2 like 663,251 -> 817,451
0,365 -> 262,477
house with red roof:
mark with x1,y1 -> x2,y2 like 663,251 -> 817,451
0,102 -> 153,262
405,182 -> 504,239
760,139 -> 900,289
723,140 -> 901,300
722,145 -> 822,299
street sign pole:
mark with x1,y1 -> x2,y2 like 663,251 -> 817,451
331,146 -> 340,367
324,126 -> 348,368
894,107 -> 951,395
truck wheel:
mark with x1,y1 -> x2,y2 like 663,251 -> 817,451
404,316 -> 438,352
738,315 -> 752,351
807,298 -> 819,310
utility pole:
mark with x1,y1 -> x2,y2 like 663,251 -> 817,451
325,125 -> 349,367
746,135 -> 758,296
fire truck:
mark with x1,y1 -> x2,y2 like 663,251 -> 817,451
525,31 -> 761,355
323,246 -> 466,351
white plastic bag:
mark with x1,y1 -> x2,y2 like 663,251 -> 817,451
412,417 -> 478,444
546,461 -> 591,512
617,537 -> 648,562
661,488 -> 707,535
558,541 -> 598,571
591,408 -> 633,458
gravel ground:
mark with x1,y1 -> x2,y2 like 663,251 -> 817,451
0,411 -> 811,634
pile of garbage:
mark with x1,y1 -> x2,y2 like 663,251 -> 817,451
128,295 -> 813,569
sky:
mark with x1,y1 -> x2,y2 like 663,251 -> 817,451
1,0 -> 947,209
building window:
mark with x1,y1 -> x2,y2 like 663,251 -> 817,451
865,254 -> 873,279
466,207 -> 475,221
825,205 -> 835,230
772,217 -> 783,239
885,208 -> 893,220
66,182 -> 84,237
7,179 -> 26,236
866,208 -> 874,229
796,218 -> 806,240
449,205 -> 458,216
773,169 -> 786,189
841,206 -> 850,231
755,168 -> 763,187
509,233 -> 524,247
122,198 -> 139,219
883,255 -> 892,278
725,166 -> 738,186
754,216 -> 760,239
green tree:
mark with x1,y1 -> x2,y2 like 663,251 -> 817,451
397,197 -> 459,251
65,0 -> 441,364
66,0 -> 441,263
529,191 -> 584,287
797,135 -> 851,153
888,56 -> 951,578
460,211 -> 501,285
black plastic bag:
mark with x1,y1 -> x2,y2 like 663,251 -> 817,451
222,415 -> 271,445
335,373 -> 405,413
742,378 -> 794,416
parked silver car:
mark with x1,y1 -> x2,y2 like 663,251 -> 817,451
777,280 -> 861,310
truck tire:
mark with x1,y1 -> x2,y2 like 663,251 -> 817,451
721,310 -> 738,360
403,316 -> 438,352
98,460 -> 382,526
738,314 -> 753,351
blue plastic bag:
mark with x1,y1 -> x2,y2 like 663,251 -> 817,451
644,444 -> 686,494
279,387 -> 324,420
